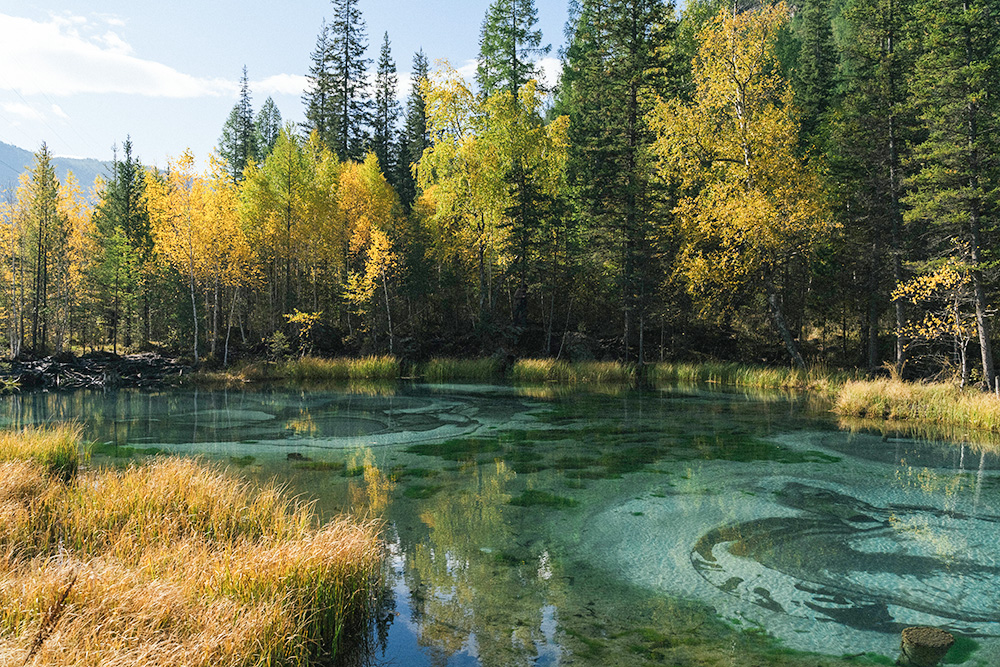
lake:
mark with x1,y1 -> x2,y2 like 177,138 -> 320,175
3,382 -> 998,666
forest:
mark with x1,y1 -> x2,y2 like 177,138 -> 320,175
1,0 -> 998,388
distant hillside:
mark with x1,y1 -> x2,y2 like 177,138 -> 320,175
0,140 -> 110,197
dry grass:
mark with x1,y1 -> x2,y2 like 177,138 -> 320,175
0,429 -> 384,667
835,379 -> 1000,432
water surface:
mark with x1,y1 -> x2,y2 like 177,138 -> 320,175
4,383 -> 997,666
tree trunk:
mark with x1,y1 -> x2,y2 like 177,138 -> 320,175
767,284 -> 805,369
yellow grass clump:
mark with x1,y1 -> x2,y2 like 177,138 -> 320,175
835,379 -> 1000,432
196,355 -> 400,384
0,429 -> 384,667
422,357 -> 501,382
512,359 -> 637,384
650,361 -> 855,394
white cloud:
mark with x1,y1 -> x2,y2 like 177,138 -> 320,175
255,74 -> 309,97
536,57 -> 563,90
51,104 -> 69,119
2,102 -> 44,120
0,13 -> 235,98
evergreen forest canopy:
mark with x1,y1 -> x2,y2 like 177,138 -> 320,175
2,0 -> 999,388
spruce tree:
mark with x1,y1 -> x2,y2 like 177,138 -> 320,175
903,0 -> 1000,388
792,0 -> 837,149
829,0 -> 916,370
92,137 -> 152,349
398,49 -> 430,208
218,66 -> 259,183
561,0 -> 677,362
372,32 -> 401,186
329,0 -> 372,160
477,0 -> 550,96
256,97 -> 283,158
302,21 -> 339,148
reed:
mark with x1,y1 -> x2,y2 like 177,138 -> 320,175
0,429 -> 384,667
835,379 -> 1000,432
422,357 -> 501,382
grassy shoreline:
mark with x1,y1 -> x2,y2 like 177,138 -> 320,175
158,354 -> 1000,435
0,426 -> 384,666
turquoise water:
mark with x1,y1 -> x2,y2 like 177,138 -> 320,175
3,383 -> 998,666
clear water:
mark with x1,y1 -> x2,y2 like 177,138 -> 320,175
3,383 -> 998,666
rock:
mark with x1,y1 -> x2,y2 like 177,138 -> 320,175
898,626 -> 955,667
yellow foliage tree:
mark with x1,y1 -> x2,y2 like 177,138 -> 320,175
892,262 -> 979,385
651,3 -> 831,368
341,154 -> 401,352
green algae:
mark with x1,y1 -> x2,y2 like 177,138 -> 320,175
509,489 -> 579,508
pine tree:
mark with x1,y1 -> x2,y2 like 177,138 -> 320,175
477,0 -> 551,96
256,97 -> 283,158
302,21 -> 339,148
903,0 -> 1000,388
218,67 -> 259,184
561,0 -> 678,362
372,32 -> 401,187
329,0 -> 372,160
398,49 -> 430,208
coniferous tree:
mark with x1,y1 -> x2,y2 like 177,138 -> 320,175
830,0 -> 916,370
561,0 -> 678,362
792,0 -> 837,149
903,0 -> 1000,388
372,32 -> 401,187
93,137 -> 152,349
23,143 -> 64,355
329,0 -> 372,160
218,66 -> 259,184
477,0 -> 551,96
302,21 -> 339,148
398,49 -> 430,208
256,97 -> 283,158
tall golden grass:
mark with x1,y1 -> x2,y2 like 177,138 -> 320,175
421,357 -> 501,382
650,361 -> 856,394
197,355 -> 400,384
0,428 -> 384,666
511,359 -> 637,384
835,379 -> 1000,432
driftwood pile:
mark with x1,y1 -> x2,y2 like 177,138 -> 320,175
7,353 -> 191,390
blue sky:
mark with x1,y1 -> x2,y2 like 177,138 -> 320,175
0,0 -> 567,173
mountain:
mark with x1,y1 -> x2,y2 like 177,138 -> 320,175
0,140 -> 111,196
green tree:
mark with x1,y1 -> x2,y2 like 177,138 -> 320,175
372,32 -> 401,189
476,0 -> 550,97
792,0 -> 838,148
828,0 -> 915,369
255,96 -> 283,158
903,0 -> 1000,388
302,21 -> 339,148
329,0 -> 372,160
217,66 -> 259,184
398,49 -> 431,209
560,0 -> 677,362
92,137 -> 153,349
